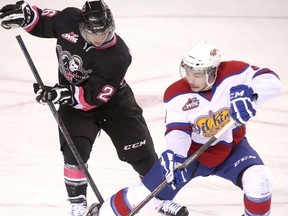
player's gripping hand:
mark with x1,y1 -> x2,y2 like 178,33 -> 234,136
33,83 -> 74,105
230,84 -> 257,125
0,1 -> 34,29
160,150 -> 188,190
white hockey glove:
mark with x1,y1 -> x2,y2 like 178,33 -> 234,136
160,150 -> 188,190
33,83 -> 74,106
230,84 -> 257,125
0,1 -> 34,29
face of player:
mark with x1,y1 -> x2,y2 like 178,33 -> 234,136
84,32 -> 110,47
184,69 -> 215,92
185,70 -> 207,92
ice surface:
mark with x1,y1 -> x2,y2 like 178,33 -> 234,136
0,0 -> 287,215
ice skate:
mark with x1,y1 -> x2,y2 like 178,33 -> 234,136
68,195 -> 87,216
85,203 -> 101,216
156,200 -> 189,216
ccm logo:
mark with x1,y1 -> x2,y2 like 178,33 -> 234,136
124,140 -> 146,150
234,155 -> 256,167
230,90 -> 244,99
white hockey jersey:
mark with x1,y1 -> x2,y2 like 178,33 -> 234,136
163,61 -> 281,168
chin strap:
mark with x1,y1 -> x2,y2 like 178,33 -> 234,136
202,69 -> 217,91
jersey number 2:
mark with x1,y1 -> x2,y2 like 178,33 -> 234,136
97,85 -> 114,102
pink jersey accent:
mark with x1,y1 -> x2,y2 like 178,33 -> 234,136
95,35 -> 117,50
24,6 -> 40,32
76,86 -> 96,111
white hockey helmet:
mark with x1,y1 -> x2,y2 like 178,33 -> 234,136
180,41 -> 221,91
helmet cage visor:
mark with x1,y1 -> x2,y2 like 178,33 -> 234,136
80,29 -> 114,47
180,60 -> 217,77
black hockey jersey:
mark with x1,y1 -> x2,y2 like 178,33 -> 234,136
24,6 -> 132,111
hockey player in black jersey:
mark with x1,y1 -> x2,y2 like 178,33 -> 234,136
0,1 -> 188,216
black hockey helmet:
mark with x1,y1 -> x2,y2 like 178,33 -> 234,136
79,0 -> 115,35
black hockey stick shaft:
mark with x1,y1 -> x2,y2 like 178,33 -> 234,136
128,120 -> 235,216
15,34 -> 104,204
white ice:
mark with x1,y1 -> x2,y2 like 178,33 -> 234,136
0,0 -> 287,215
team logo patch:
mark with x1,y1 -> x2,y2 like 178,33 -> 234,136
61,32 -> 79,43
182,97 -> 199,111
210,48 -> 218,57
57,45 -> 92,85
193,108 -> 230,137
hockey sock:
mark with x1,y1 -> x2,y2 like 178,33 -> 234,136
98,182 -> 164,215
244,194 -> 271,216
64,164 -> 88,197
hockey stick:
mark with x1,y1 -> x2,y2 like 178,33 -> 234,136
128,120 -> 235,216
15,34 -> 104,204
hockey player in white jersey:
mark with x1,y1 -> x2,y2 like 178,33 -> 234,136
86,41 -> 281,216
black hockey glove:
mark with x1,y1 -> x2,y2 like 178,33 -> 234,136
33,83 -> 74,106
0,1 -> 34,29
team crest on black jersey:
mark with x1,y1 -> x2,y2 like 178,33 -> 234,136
61,32 -> 79,43
182,97 -> 199,111
57,45 -> 92,85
